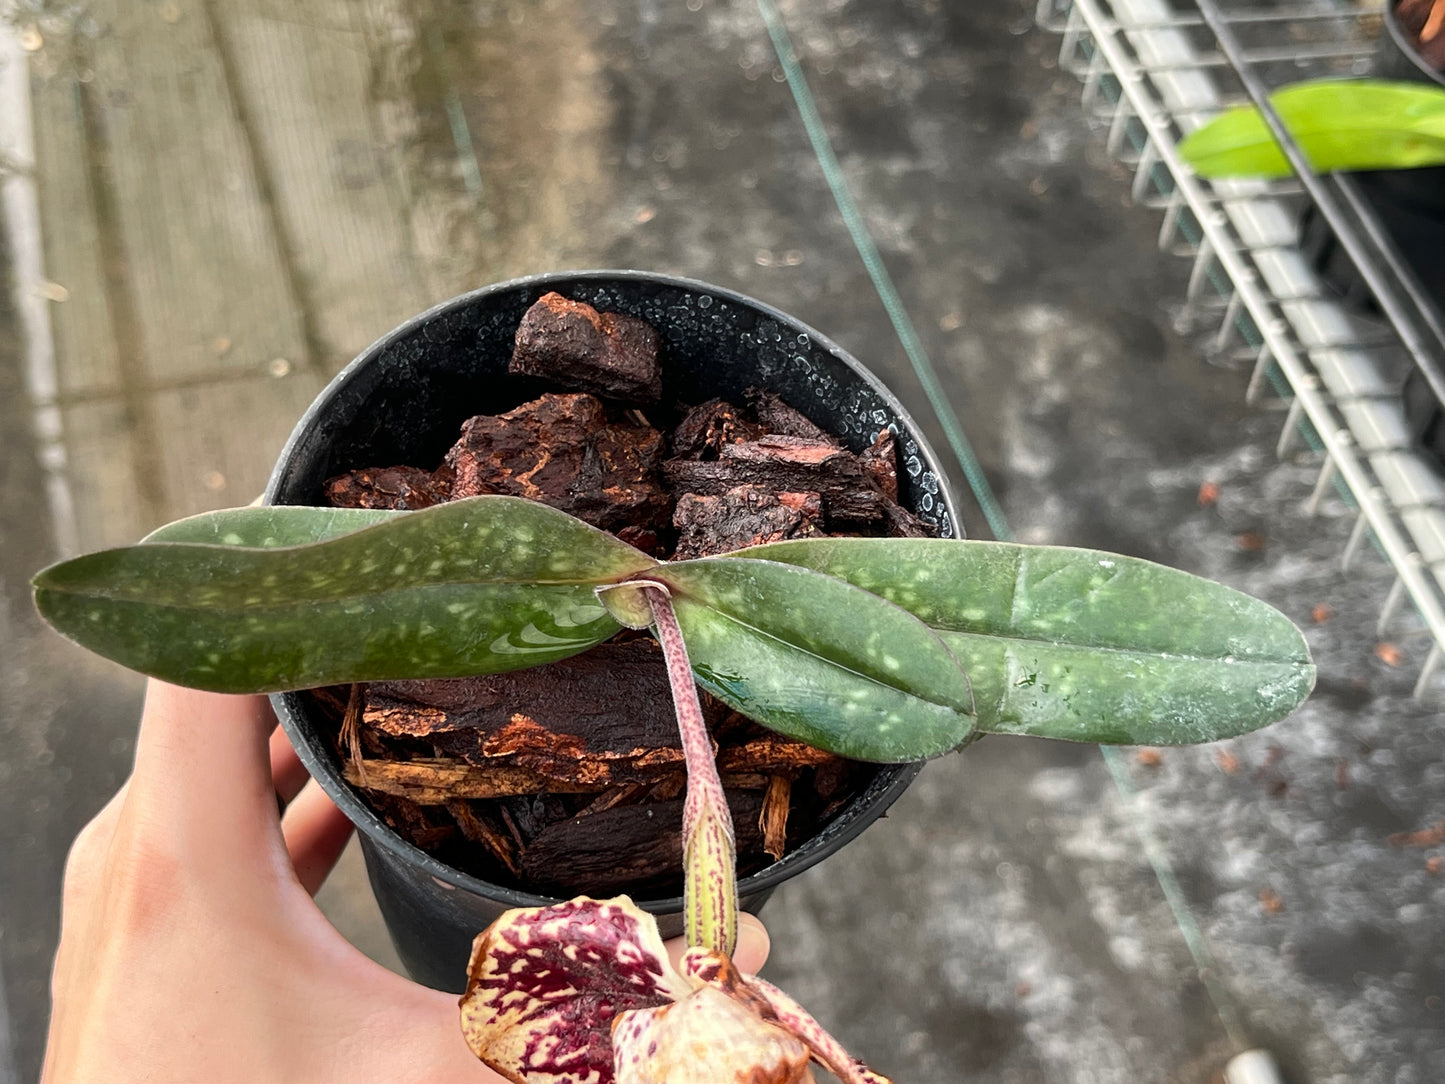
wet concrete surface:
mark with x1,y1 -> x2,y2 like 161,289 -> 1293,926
1,1 -> 1441,1081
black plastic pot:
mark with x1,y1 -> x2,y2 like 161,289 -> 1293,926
263,270 -> 961,992
1300,1 -> 1445,315
1377,3 -> 1445,464
1297,3 -> 1445,468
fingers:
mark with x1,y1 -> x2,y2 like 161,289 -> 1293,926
275,728 -> 353,895
386,984 -> 513,1082
128,681 -> 282,858
269,725 -> 311,806
60,783 -> 130,905
53,783 -> 131,986
282,781 -> 355,895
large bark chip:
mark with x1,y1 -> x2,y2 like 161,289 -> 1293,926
520,792 -> 765,896
671,398 -> 767,460
672,485 -> 825,559
665,435 -> 883,524
444,392 -> 669,530
511,292 -> 664,403
745,388 -> 838,444
322,465 -> 453,510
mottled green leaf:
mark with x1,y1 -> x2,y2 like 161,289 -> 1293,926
33,497 -> 654,693
739,538 -> 1314,745
1179,80 -> 1445,179
655,557 -> 976,762
143,504 -> 403,547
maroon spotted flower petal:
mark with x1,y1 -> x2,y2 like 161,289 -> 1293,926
731,970 -> 894,1084
460,896 -> 691,1084
611,986 -> 812,1084
673,948 -> 889,1084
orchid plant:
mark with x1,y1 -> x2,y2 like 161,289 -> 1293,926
33,494 -> 1314,1083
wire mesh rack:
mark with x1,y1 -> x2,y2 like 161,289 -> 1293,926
1035,0 -> 1445,698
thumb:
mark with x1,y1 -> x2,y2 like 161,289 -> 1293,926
128,683 -> 281,860
733,912 -> 772,974
664,912 -> 771,975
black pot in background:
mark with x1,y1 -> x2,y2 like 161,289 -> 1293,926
1299,1 -> 1445,318
1403,363 -> 1445,465
264,270 -> 962,992
1377,3 -> 1445,468
1298,2 -> 1445,469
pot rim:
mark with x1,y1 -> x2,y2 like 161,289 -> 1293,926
1385,0 -> 1445,88
264,268 -> 957,916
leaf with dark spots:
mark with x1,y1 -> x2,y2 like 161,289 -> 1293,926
738,537 -> 1315,745
32,497 -> 655,693
655,557 -> 976,762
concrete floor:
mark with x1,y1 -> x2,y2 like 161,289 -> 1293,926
1,1 -> 1441,1081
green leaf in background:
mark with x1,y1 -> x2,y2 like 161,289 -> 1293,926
1178,80 -> 1445,179
33,497 -> 654,693
655,556 -> 977,762
739,538 -> 1314,746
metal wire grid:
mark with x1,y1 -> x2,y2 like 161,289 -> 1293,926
1035,0 -> 1445,697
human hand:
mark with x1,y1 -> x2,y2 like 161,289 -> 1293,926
43,680 -> 772,1083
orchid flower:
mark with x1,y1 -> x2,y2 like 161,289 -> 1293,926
459,583 -> 891,1084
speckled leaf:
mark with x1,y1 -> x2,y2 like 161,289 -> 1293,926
32,497 -> 654,693
740,538 -> 1314,745
460,896 -> 691,1084
143,504 -> 402,547
1179,80 -> 1445,179
654,558 -> 976,762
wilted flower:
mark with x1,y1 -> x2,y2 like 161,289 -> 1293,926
459,895 -> 888,1084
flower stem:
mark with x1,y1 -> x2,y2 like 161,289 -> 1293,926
643,585 -> 738,957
